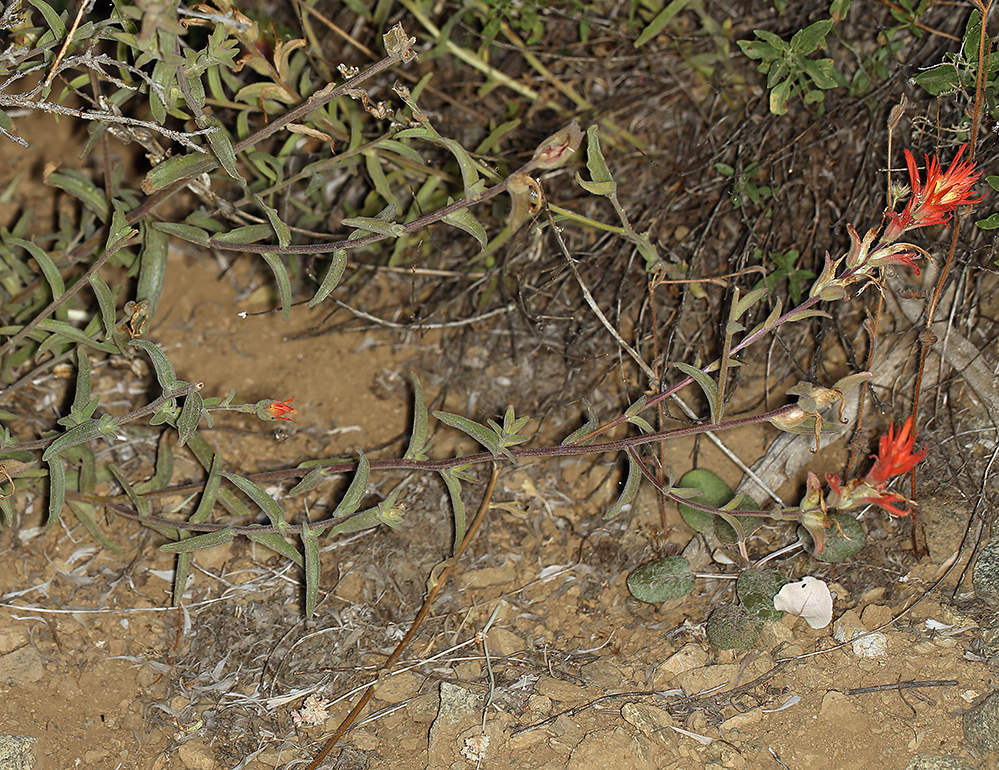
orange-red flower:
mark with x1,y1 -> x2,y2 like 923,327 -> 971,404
884,143 -> 982,239
865,416 -> 927,487
806,417 -> 927,519
265,397 -> 297,421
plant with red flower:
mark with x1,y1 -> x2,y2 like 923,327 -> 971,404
263,397 -> 297,421
883,143 -> 983,241
865,416 -> 928,487
798,417 -> 928,552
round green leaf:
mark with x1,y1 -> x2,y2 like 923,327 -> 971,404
706,604 -> 764,650
627,556 -> 695,603
737,568 -> 786,622
677,469 -> 733,533
799,512 -> 865,562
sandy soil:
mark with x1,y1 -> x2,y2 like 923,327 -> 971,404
1,250 -> 994,770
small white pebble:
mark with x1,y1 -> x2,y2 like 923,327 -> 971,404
851,632 -> 888,658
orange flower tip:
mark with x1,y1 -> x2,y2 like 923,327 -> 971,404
266,397 -> 297,421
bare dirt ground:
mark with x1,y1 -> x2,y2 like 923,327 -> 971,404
3,3 -> 999,770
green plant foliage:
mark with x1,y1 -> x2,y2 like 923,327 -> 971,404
705,604 -> 764,650
714,494 -> 765,545
737,19 -> 839,114
714,162 -> 773,211
753,249 -> 815,306
912,11 -> 999,119
736,568 -> 786,622
675,469 -> 734,533
627,556 -> 695,603
799,512 -> 865,562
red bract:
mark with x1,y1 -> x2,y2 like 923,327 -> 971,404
265,397 -> 297,421
866,416 -> 927,488
885,144 -> 982,237
858,489 -> 909,517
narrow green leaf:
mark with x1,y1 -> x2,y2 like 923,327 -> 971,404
10,237 -> 63,298
247,530 -> 303,566
26,0 -> 66,39
261,253 -> 291,321
142,153 -> 215,194
626,415 -> 655,434
221,472 -> 287,535
47,170 -> 108,219
138,223 -> 170,318
161,528 -> 235,553
191,452 -> 221,525
326,506 -> 381,538
254,195 -> 291,247
129,339 -> 181,393
35,319 -> 117,353
440,137 -> 481,198
561,401 -> 599,445
442,207 -> 487,249
405,373 -> 430,461
88,274 -> 118,348
731,286 -> 768,321
168,452 -> 223,603
42,419 -> 110,462
331,453 -> 370,518
218,488 -> 252,518
176,389 -> 204,447
433,411 -> 506,458
634,0 -> 692,48
75,443 -> 97,493
575,177 -> 616,197
105,201 -> 135,252
301,519 -> 321,617
364,150 -> 400,212
149,60 -> 172,124
46,454 -> 66,529
196,114 -> 244,183
180,68 -> 206,110
604,450 -> 642,519
673,362 -> 720,424
583,125 -> 613,184
213,224 -> 274,244
151,221 -> 210,247
289,466 -> 327,496
71,346 -> 92,415
341,216 -> 405,238
474,119 -> 521,155
309,249 -> 347,307
441,468 -> 466,554
763,298 -> 783,330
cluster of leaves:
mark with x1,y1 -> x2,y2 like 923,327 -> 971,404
0,0 -> 674,620
0,0 -> 962,668
739,0 -> 942,114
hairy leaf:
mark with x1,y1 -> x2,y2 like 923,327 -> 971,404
221,472 -> 287,535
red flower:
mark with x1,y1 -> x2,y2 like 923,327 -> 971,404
265,397 -> 297,421
865,416 -> 927,488
884,144 -> 983,238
